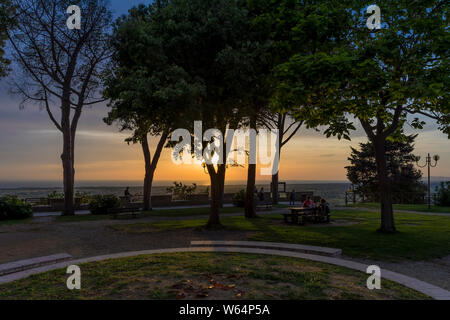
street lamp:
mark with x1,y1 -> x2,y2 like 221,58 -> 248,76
417,153 -> 439,209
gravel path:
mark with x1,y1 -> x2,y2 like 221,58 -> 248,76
345,255 -> 450,291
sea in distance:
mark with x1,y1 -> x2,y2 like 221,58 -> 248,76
0,180 -> 352,205
0,179 -> 445,206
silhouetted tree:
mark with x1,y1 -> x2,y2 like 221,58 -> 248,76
272,0 -> 449,232
8,0 -> 112,215
260,112 -> 303,204
104,4 -> 202,211
150,0 -> 271,228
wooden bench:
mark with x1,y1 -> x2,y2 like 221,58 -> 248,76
25,198 -> 49,206
256,202 -> 273,211
109,207 -> 142,220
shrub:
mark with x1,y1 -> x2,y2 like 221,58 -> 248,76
434,182 -> 450,207
47,190 -> 64,199
75,191 -> 92,204
232,189 -> 246,208
166,182 -> 197,200
88,195 -> 121,215
0,196 -> 33,221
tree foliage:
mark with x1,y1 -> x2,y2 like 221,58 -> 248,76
103,3 -> 204,210
269,0 -> 449,232
434,182 -> 450,207
147,0 -> 272,227
8,0 -> 113,215
0,0 -> 14,76
346,135 -> 426,203
103,4 -> 204,141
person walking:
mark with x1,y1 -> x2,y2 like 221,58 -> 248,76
290,189 -> 296,205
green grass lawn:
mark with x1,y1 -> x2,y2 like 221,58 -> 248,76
0,253 -> 428,300
111,209 -> 450,261
347,202 -> 450,213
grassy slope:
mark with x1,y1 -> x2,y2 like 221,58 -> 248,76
0,253 -> 428,300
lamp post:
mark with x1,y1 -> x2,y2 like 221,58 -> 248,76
417,153 -> 439,209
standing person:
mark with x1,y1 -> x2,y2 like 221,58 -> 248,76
319,198 -> 331,223
259,187 -> 265,203
290,189 -> 296,205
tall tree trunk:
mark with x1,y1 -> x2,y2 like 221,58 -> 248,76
218,175 -> 225,208
61,126 -> 75,216
141,135 -> 153,211
141,132 -> 169,211
70,106 -> 82,211
271,172 -> 279,205
374,137 -> 396,233
206,164 -> 225,229
271,117 -> 283,205
245,115 -> 257,218
245,162 -> 257,218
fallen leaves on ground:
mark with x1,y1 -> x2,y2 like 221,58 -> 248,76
167,274 -> 242,299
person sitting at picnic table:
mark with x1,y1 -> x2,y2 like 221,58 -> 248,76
302,195 -> 313,208
319,198 -> 330,214
124,187 -> 132,203
289,189 -> 296,205
314,197 -> 322,208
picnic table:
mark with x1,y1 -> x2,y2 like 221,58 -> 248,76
282,206 -> 330,225
282,207 -> 314,225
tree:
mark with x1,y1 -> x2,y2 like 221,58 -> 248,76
151,0 -> 265,228
346,135 -> 426,203
272,0 -> 449,232
0,0 -> 14,76
434,182 -> 450,207
241,0 -> 288,218
103,4 -> 203,211
244,110 -> 303,215
8,0 -> 112,215
260,112 -> 303,204
247,0 -> 335,206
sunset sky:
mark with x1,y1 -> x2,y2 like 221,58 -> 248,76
0,0 -> 448,185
